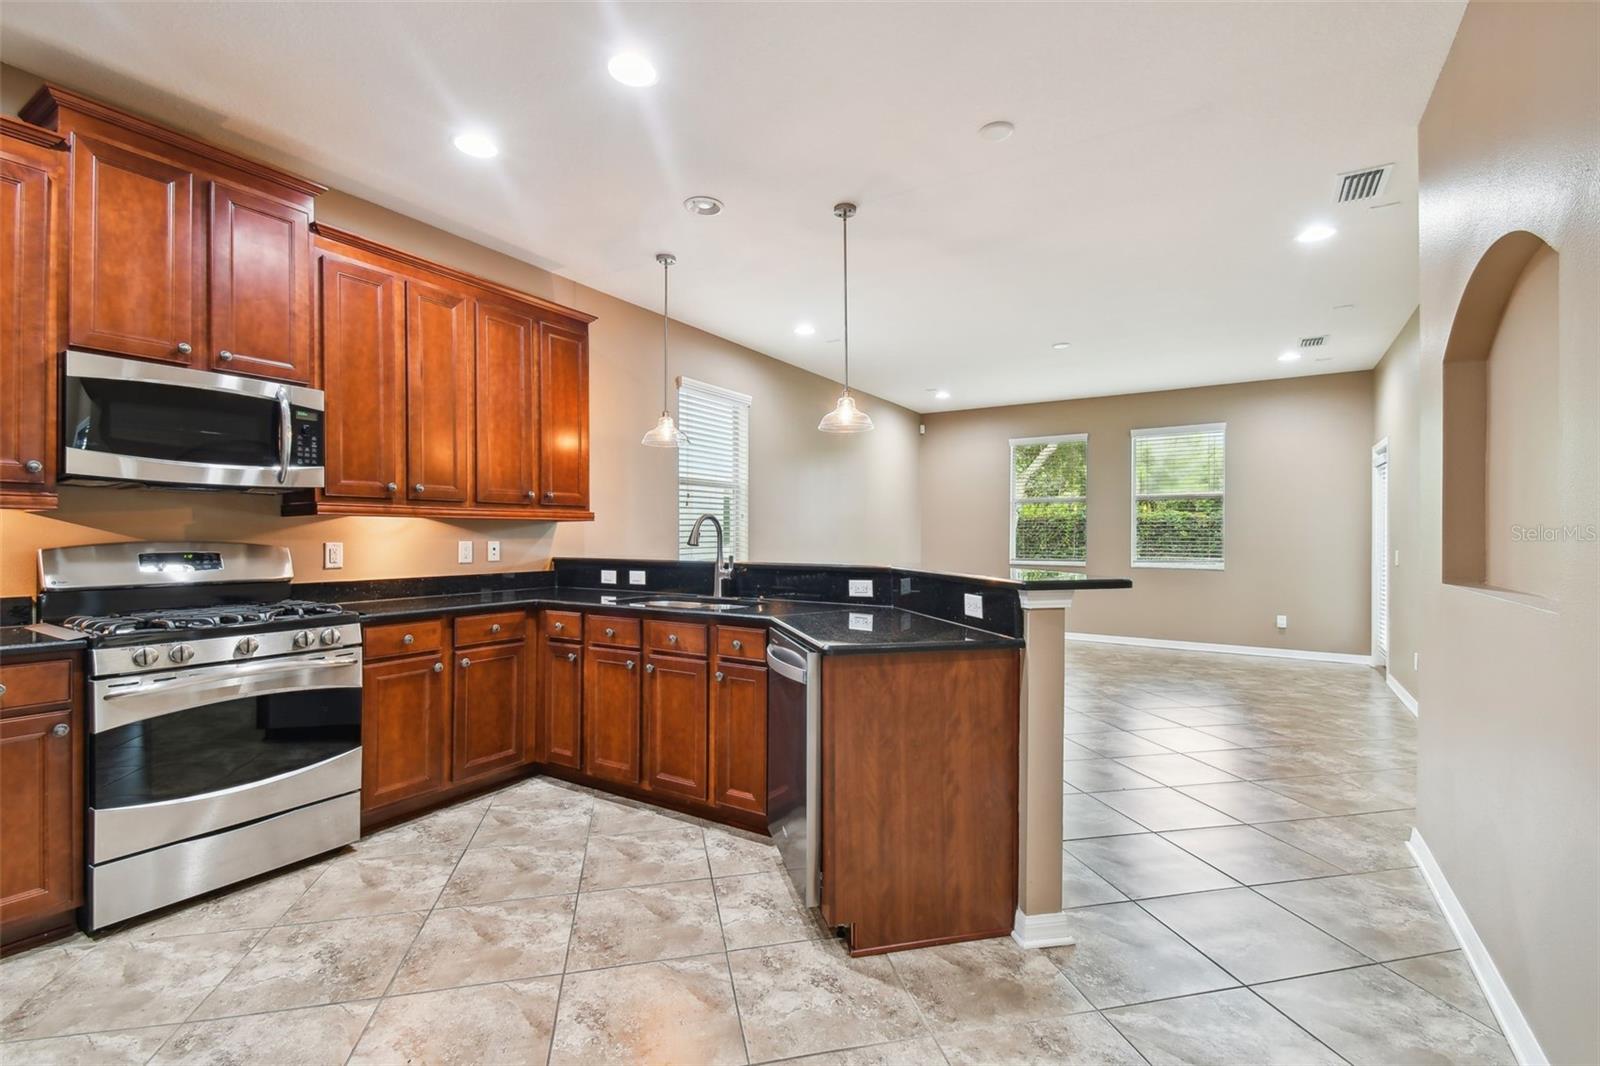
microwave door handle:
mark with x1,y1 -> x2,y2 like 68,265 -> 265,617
276,386 -> 291,485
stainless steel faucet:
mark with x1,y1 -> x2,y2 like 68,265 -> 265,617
687,514 -> 734,598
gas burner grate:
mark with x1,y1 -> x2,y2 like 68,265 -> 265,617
61,599 -> 347,637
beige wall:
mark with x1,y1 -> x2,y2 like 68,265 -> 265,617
0,66 -> 921,596
1371,310 -> 1422,695
1415,3 -> 1598,1062
919,372 -> 1375,656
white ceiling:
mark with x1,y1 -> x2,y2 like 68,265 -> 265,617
1,1 -> 1463,413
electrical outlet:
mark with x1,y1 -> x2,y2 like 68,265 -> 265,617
600,569 -> 618,585
1276,614 -> 1288,630
963,593 -> 984,619
848,612 -> 873,631
486,540 -> 501,562
848,579 -> 873,598
457,540 -> 473,564
323,542 -> 343,570
628,570 -> 646,586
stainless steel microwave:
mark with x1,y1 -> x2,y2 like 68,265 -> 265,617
60,350 -> 325,491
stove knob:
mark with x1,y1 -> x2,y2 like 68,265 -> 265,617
168,644 -> 195,664
293,630 -> 316,650
131,646 -> 160,668
319,627 -> 343,647
235,636 -> 260,657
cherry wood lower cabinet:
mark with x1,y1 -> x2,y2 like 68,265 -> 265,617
360,650 -> 449,813
0,650 -> 83,951
540,638 -> 583,769
452,639 -> 527,782
711,659 -> 768,815
643,651 -> 710,801
583,646 -> 642,785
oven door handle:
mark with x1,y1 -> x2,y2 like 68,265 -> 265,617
93,653 -> 363,733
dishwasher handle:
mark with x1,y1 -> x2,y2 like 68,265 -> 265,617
766,643 -> 810,684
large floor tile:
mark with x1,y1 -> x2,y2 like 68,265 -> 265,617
566,879 -> 725,970
470,805 -> 591,850
351,978 -> 560,1066
888,937 -> 1091,1033
1065,833 -> 1238,899
0,1026 -> 177,1066
1257,771 -> 1417,815
1258,868 -> 1458,961
151,1001 -> 375,1066
781,1036 -> 945,1066
351,803 -> 486,858
703,826 -> 786,878
0,942 -> 94,1009
1257,965 -> 1515,1065
2,931 -> 259,1040
1061,849 -> 1128,908
1043,901 -> 1235,1008
551,955 -> 745,1066
1115,753 -> 1239,786
1105,987 -> 1344,1065
1256,809 -> 1417,873
1062,758 -> 1163,793
1131,726 -> 1243,753
1062,793 -> 1147,839
1093,787 -> 1239,831
714,870 -> 830,950
122,864 -> 325,940
1387,951 -> 1499,1031
728,939 -> 923,1061
1162,824 -> 1344,884
391,895 -> 574,993
589,797 -> 704,839
439,839 -> 586,906
281,852 -> 456,922
937,1012 -> 1145,1065
1071,730 -> 1173,758
190,913 -> 421,1019
1176,780 -> 1328,822
1141,888 -> 1371,984
579,825 -> 709,891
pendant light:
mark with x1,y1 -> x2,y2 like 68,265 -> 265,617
818,202 -> 874,433
641,252 -> 685,447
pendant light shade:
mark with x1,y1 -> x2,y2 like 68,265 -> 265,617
641,252 -> 685,448
819,202 -> 873,434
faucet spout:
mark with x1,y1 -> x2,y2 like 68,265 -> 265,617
688,514 -> 733,597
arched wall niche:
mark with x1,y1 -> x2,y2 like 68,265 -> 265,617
1441,230 -> 1561,599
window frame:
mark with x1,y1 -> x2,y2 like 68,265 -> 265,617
1009,432 -> 1089,579
676,375 -> 752,563
1129,422 -> 1226,571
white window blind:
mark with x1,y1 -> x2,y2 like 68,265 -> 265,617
677,377 -> 750,562
1010,434 -> 1087,579
1131,424 -> 1225,568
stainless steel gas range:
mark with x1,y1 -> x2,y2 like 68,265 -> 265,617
34,542 -> 362,930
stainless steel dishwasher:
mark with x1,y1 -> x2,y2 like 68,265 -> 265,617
766,631 -> 821,907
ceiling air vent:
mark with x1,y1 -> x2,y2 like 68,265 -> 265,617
1334,164 -> 1393,203
1299,335 -> 1328,348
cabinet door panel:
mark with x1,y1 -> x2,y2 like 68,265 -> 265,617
541,640 -> 582,769
208,182 -> 311,381
538,319 -> 587,507
645,652 -> 710,802
453,640 -> 526,782
69,134 -> 194,363
361,652 -> 449,813
320,255 -> 403,499
475,300 -> 538,505
583,646 -> 641,785
713,661 -> 767,814
0,150 -> 55,488
0,707 -> 80,927
405,281 -> 473,503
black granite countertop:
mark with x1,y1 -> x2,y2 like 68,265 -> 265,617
0,626 -> 86,655
1021,576 -> 1135,591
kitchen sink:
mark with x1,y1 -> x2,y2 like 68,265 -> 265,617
629,597 -> 750,612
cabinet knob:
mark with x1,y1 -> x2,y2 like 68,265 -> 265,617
23,459 -> 43,474
433,662 -> 444,672
386,482 -> 398,493
644,662 -> 654,673
218,350 -> 234,361
526,490 -> 536,500
604,627 -> 615,637
731,639 -> 743,650
176,342 -> 193,355
490,623 -> 502,634
553,621 -> 565,631
625,659 -> 636,670
402,633 -> 414,645
566,651 -> 577,662
459,657 -> 471,668
544,491 -> 554,500
715,670 -> 724,682
413,484 -> 425,494
667,633 -> 678,644
51,722 -> 70,737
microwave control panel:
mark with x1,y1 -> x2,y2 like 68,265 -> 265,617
290,407 -> 325,467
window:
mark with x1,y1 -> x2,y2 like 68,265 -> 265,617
1010,434 -> 1087,579
677,377 -> 750,562
1132,423 -> 1225,568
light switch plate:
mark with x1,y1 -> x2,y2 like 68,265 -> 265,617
600,569 -> 618,585
323,542 -> 343,570
848,612 -> 873,631
486,540 -> 501,562
629,570 -> 647,585
848,579 -> 873,598
457,540 -> 473,564
963,593 -> 984,619
1276,614 -> 1288,630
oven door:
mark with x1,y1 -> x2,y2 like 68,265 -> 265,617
89,649 -> 361,863
60,349 -> 325,490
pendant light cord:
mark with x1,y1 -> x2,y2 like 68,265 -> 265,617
661,257 -> 671,411
841,209 -> 850,393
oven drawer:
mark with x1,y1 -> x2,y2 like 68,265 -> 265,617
646,620 -> 707,657
455,611 -> 525,647
0,658 -> 74,716
365,618 -> 445,660
585,614 -> 641,648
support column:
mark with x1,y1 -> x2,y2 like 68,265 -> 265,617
1012,588 -> 1074,949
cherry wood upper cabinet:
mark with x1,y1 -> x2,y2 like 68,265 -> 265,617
361,651 -> 450,815
539,319 -> 589,508
319,252 -> 404,501
67,134 -> 194,364
475,299 -> 539,506
405,280 -> 474,504
452,640 -> 527,783
0,120 -> 64,508
208,181 -> 312,382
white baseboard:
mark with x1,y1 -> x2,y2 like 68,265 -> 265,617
1407,829 -> 1547,1066
1011,909 -> 1076,950
1067,631 -> 1374,666
1386,671 -> 1419,717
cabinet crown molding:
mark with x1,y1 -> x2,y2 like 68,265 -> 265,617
0,116 -> 67,151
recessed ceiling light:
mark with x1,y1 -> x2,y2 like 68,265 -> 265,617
934,389 -> 952,400
1051,341 -> 1072,350
1278,350 -> 1302,363
452,130 -> 499,159
978,120 -> 1015,142
1295,223 -> 1338,244
683,195 -> 724,216
793,322 -> 816,337
607,51 -> 658,87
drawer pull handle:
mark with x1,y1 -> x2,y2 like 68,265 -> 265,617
490,623 -> 502,634
645,663 -> 654,674
433,662 -> 444,673
731,639 -> 743,650
604,627 -> 615,637
715,670 -> 724,682
553,621 -> 565,631
402,634 -> 414,645
413,483 -> 425,494
625,659 -> 636,670
176,341 -> 192,355
218,349 -> 234,362
386,482 -> 398,493
459,657 -> 471,668
667,634 -> 678,644
566,652 -> 577,662
51,722 -> 70,737
24,459 -> 43,474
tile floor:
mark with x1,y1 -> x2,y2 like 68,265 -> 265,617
0,643 -> 1514,1065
